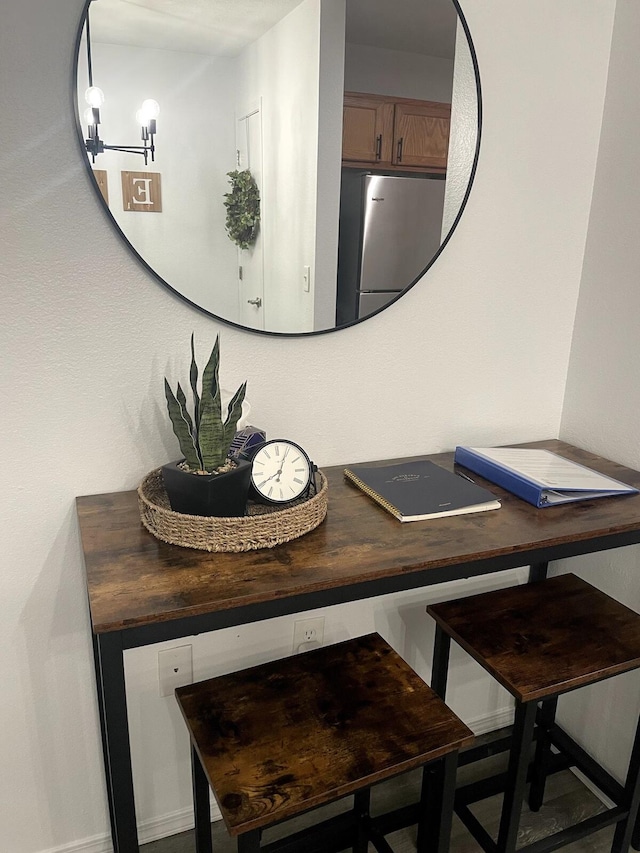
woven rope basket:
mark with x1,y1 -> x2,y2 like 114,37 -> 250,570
138,468 -> 328,552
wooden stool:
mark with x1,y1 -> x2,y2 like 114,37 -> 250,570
427,573 -> 640,853
175,632 -> 473,853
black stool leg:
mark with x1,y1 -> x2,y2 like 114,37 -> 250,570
615,710 -> 640,853
416,751 -> 458,853
497,700 -> 538,853
431,625 -> 451,698
528,696 -> 559,812
191,745 -> 213,853
238,829 -> 261,852
353,788 -> 371,853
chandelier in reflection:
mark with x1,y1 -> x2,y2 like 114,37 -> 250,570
82,2 -> 159,166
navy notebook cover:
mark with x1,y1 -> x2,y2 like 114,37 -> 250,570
344,460 -> 501,522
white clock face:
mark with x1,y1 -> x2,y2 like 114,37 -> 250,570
251,441 -> 311,503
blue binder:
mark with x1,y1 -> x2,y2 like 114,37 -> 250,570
454,446 -> 638,508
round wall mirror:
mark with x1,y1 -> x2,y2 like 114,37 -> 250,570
74,0 -> 481,336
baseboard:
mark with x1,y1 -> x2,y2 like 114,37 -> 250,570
41,706 -> 515,853
468,704 -> 515,736
41,801 -> 222,853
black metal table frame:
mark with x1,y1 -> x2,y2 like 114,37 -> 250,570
91,527 -> 640,853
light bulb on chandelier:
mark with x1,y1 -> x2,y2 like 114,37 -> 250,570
82,2 -> 159,165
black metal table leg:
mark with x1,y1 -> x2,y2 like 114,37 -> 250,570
431,625 -> 451,698
94,630 -> 139,853
616,710 -> 640,853
192,745 -> 213,853
528,562 -> 549,584
497,700 -> 538,853
528,697 -> 558,812
416,752 -> 458,853
92,632 -> 118,846
353,788 -> 371,853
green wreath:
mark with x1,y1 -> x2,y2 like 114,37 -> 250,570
223,169 -> 261,250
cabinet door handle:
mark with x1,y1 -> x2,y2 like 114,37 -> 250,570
247,297 -> 262,308
375,134 -> 382,160
397,137 -> 404,163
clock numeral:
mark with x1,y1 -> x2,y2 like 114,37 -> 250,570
293,477 -> 303,485
257,481 -> 268,489
264,449 -> 271,459
295,468 -> 305,473
279,488 -> 283,499
268,486 -> 273,497
275,445 -> 280,456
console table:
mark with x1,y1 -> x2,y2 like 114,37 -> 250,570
77,440 -> 640,853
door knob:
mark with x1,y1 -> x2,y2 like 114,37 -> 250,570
247,297 -> 262,308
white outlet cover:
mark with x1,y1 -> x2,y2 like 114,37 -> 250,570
292,616 -> 325,653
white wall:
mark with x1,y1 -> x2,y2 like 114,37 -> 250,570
313,0 -> 346,331
0,1 -> 618,852
80,40 -> 239,322
441,20 -> 478,239
559,0 -> 640,782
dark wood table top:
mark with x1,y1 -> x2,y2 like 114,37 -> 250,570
77,440 -> 640,635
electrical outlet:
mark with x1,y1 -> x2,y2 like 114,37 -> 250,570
158,645 -> 193,697
292,616 -> 324,654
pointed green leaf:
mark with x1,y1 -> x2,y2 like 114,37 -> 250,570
176,382 -> 202,468
223,382 -> 247,453
198,385 -> 226,471
164,379 -> 201,469
197,337 -> 222,468
200,335 -> 221,429
189,333 -> 200,445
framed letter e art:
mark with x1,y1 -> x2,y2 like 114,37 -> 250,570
121,171 -> 162,213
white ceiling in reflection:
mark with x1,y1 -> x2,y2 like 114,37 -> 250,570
89,0 -> 458,59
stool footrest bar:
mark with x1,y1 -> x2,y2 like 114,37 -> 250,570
368,823 -> 396,853
516,807 -> 627,853
456,753 -> 571,807
370,803 -> 420,836
455,802 -> 499,853
549,724 -> 625,803
260,811 -> 355,853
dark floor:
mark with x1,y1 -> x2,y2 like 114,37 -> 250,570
141,752 -> 611,853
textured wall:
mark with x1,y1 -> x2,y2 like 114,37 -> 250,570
559,0 -> 640,781
0,1 -> 616,851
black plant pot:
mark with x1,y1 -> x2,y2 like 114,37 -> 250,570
161,459 -> 252,517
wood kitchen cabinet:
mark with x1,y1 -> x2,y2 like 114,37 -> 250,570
342,92 -> 451,173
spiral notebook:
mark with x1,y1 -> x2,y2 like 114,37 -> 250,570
344,460 -> 501,522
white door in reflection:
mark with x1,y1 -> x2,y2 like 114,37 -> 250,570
236,106 -> 265,331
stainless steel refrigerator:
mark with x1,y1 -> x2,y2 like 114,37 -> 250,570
336,171 -> 446,324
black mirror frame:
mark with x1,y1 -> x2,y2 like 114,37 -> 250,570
72,0 -> 482,337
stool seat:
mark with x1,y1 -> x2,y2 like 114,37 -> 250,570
428,573 -> 640,702
427,573 -> 640,853
176,632 -> 473,841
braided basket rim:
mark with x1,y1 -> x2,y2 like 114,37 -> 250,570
137,467 -> 328,552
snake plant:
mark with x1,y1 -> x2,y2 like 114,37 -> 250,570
164,334 -> 247,473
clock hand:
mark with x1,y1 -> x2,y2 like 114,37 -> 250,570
274,447 -> 291,481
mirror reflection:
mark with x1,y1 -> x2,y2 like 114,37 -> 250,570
75,0 -> 479,335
